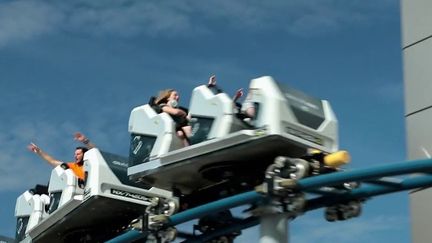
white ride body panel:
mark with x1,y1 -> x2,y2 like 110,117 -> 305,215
83,148 -> 175,205
15,190 -> 38,238
129,128 -> 335,188
129,130 -> 258,175
25,194 -> 49,234
48,166 -> 84,209
15,166 -> 81,240
15,191 -> 33,219
18,148 -> 176,242
128,85 -> 250,177
189,85 -> 246,139
129,104 -> 183,159
128,77 -> 339,188
246,76 -> 338,152
26,167 -> 82,239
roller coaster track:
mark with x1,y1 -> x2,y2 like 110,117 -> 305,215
108,158 -> 432,242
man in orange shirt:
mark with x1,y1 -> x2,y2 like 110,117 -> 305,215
27,132 -> 96,181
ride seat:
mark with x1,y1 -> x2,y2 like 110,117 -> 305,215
188,85 -> 250,144
14,183 -> 52,240
46,165 -> 84,214
15,190 -> 38,241
244,76 -> 338,152
128,104 -> 183,167
14,189 -> 50,237
25,192 -> 50,235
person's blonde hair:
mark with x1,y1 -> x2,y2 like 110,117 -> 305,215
155,89 -> 175,104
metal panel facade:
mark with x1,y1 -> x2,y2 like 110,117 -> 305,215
406,109 -> 432,160
401,0 -> 432,47
403,39 -> 432,114
402,0 -> 432,242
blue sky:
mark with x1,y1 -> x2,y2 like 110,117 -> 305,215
0,0 -> 407,242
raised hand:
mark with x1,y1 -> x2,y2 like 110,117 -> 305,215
74,132 -> 87,143
27,142 -> 40,153
74,131 -> 95,148
233,88 -> 244,102
208,75 -> 216,87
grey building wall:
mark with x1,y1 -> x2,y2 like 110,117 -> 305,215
401,0 -> 432,242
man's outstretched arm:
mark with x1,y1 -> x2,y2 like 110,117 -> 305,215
28,142 -> 62,167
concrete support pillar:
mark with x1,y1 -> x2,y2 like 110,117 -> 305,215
259,210 -> 288,243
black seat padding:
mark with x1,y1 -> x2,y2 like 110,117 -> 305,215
148,96 -> 162,113
30,184 -> 49,195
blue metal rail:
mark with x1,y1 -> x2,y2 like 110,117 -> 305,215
298,158 -> 432,191
183,173 -> 432,242
108,158 -> 432,242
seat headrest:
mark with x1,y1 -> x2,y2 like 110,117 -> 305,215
148,96 -> 157,105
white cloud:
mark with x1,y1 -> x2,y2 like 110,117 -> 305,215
0,0 -> 398,48
0,121 -> 55,192
0,0 -> 63,47
192,0 -> 396,37
64,2 -> 196,37
373,81 -> 404,104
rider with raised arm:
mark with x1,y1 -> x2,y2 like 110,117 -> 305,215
27,132 -> 96,181
208,74 -> 255,120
